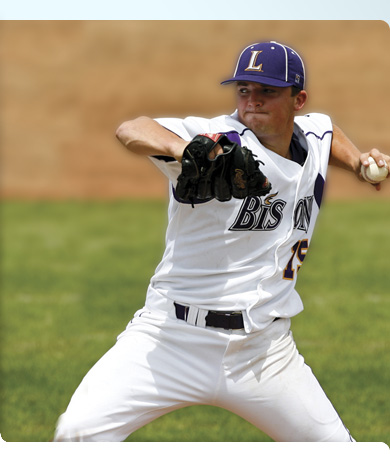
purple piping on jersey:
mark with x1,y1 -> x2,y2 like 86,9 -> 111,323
304,129 -> 331,208
314,173 -> 325,208
305,130 -> 333,141
224,131 -> 242,146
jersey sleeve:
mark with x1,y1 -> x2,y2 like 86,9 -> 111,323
295,113 -> 333,175
148,116 -> 217,183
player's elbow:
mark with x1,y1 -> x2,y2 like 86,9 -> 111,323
115,116 -> 152,150
115,120 -> 134,147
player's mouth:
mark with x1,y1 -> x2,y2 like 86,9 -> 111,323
245,110 -> 268,115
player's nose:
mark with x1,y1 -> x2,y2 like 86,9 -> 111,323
248,91 -> 264,107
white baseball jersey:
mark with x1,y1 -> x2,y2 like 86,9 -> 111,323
147,111 -> 333,333
54,111 -> 355,443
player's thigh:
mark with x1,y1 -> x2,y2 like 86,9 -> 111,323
54,316 -> 180,441
256,358 -> 352,442
54,311 -> 225,441
223,329 -> 353,442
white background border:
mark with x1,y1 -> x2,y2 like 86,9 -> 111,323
1,0 -> 389,452
0,0 -> 389,22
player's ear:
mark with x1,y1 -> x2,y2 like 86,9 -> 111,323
293,90 -> 308,112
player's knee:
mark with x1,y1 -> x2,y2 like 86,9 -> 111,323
53,413 -> 87,442
53,411 -> 132,442
324,423 -> 355,442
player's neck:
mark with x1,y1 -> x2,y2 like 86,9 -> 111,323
251,120 -> 295,160
257,134 -> 293,160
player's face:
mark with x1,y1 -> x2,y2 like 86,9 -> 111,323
235,82 -> 306,147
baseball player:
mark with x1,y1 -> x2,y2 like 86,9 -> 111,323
53,41 -> 390,442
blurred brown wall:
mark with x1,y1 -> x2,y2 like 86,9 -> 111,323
1,20 -> 390,200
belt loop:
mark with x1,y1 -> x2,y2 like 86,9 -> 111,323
173,302 -> 245,330
186,307 -> 208,328
196,309 -> 208,328
186,306 -> 198,325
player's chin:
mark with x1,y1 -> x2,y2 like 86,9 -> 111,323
246,117 -> 272,135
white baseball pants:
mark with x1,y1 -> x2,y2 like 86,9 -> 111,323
54,305 -> 354,442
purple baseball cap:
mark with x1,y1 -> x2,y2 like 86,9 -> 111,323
221,41 -> 305,90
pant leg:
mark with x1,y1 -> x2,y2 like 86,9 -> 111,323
53,314 -> 176,441
217,319 -> 354,442
53,309 -> 226,441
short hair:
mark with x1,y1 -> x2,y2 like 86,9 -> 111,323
291,86 -> 301,96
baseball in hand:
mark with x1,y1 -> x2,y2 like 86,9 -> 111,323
361,156 -> 389,183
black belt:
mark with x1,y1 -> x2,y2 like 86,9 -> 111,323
174,302 -> 245,330
174,303 -> 281,330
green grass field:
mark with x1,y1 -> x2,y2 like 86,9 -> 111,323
1,199 -> 389,443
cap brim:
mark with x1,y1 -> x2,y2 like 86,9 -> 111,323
221,75 -> 293,87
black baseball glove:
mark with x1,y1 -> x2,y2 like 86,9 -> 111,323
175,133 -> 272,205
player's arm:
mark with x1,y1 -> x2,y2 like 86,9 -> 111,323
329,124 -> 390,190
116,116 -> 189,162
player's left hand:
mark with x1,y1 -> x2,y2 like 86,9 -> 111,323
358,148 -> 390,191
175,133 -> 272,204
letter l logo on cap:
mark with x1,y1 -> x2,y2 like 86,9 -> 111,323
245,51 -> 264,72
